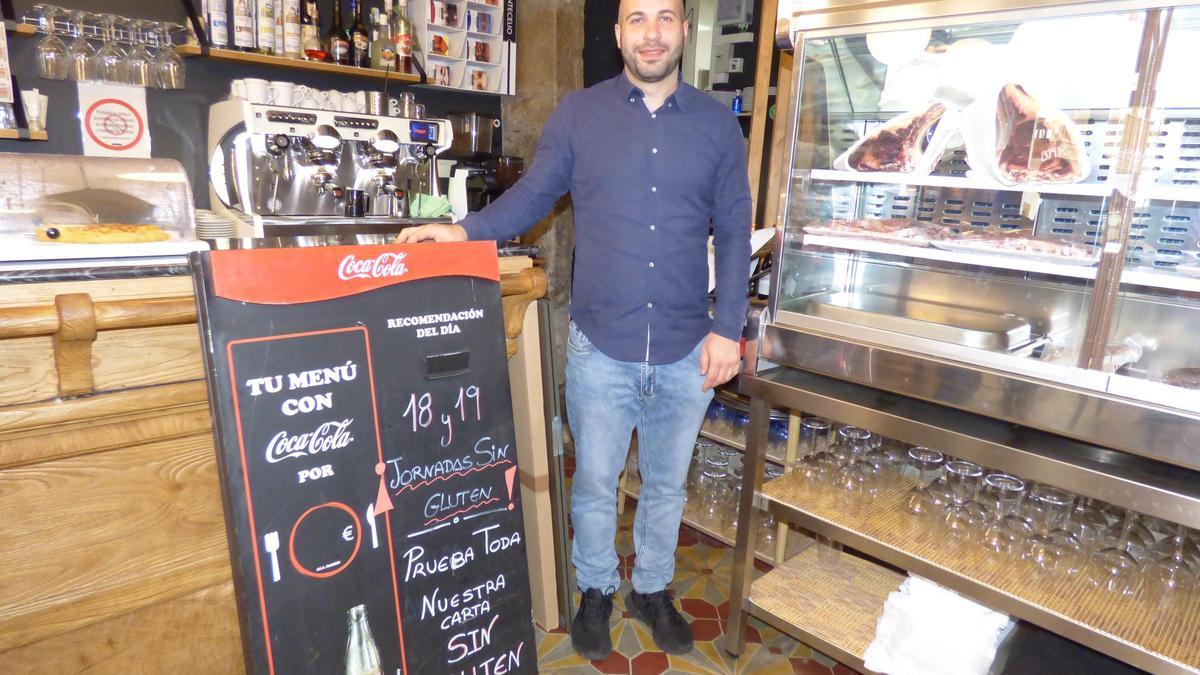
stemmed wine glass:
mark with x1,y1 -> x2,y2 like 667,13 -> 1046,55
903,447 -> 945,516
65,10 -> 97,82
125,20 -> 154,87
95,14 -> 128,83
1019,485 -> 1078,575
1087,509 -> 1144,596
943,460 -> 985,540
1141,523 -> 1198,606
795,417 -> 834,486
1064,496 -> 1108,553
831,427 -> 873,502
34,5 -> 70,80
979,472 -> 1026,554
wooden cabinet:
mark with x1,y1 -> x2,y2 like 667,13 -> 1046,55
0,260 -> 551,672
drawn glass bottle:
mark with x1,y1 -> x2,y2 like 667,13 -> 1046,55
345,604 -> 382,675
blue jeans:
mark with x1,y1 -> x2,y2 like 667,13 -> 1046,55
566,321 -> 714,594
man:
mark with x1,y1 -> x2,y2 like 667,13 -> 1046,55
397,0 -> 751,660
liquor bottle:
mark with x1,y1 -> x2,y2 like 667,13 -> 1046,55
328,0 -> 351,65
390,0 -> 413,74
345,605 -> 382,675
370,5 -> 396,71
273,0 -> 285,54
255,0 -> 275,54
232,0 -> 255,51
300,0 -> 324,60
207,0 -> 229,48
282,0 -> 302,57
350,0 -> 371,68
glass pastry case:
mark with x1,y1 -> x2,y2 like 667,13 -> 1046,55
760,0 -> 1200,467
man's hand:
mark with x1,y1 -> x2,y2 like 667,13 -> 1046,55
394,223 -> 469,244
699,332 -> 741,392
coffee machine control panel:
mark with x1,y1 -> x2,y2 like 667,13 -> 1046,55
243,102 -> 453,151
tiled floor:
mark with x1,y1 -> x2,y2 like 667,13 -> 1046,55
534,504 -> 854,674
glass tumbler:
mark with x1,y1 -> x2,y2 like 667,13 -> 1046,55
903,447 -> 945,516
1020,485 -> 1078,575
943,460 -> 985,539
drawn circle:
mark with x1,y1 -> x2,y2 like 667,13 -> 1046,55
83,98 -> 145,151
288,501 -> 362,579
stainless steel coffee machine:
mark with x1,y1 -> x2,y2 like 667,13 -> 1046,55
207,99 -> 454,237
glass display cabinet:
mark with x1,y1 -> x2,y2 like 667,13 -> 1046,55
725,1 -> 1200,673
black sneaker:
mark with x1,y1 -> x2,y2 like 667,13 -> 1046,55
570,588 -> 614,660
627,588 -> 694,654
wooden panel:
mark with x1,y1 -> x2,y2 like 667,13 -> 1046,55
0,404 -> 211,469
748,0 -> 780,225
178,44 -> 421,83
0,582 -> 244,674
0,335 -> 58,406
0,434 -> 231,652
0,381 -> 208,435
0,276 -> 194,310
92,324 -> 206,392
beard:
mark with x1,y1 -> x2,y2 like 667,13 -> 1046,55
622,40 -> 683,83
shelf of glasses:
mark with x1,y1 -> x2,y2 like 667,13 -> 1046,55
0,129 -> 48,141
746,541 -> 902,672
619,479 -> 811,565
697,427 -> 788,466
761,474 -> 1200,675
176,45 -> 421,83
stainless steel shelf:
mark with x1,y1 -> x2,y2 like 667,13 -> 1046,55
762,476 -> 1200,675
619,480 -> 810,565
741,368 -> 1200,531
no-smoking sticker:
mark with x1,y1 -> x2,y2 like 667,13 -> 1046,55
77,84 -> 151,157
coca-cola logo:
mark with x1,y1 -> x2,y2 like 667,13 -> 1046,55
265,418 -> 355,463
338,252 -> 409,281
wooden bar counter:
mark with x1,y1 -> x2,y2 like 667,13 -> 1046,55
0,256 -> 551,672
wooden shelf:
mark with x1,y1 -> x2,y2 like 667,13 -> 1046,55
0,129 -> 48,141
620,479 -> 811,566
177,45 -> 421,83
762,475 -> 1200,674
748,543 -> 902,672
6,22 -> 36,36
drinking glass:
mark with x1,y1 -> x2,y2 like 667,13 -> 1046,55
1019,485 -> 1077,575
688,439 -> 712,491
65,10 -> 97,82
943,460 -> 985,539
903,447 -> 945,516
1100,510 -> 1155,563
95,14 -> 128,83
35,5 -> 70,80
697,458 -> 730,526
1087,510 -> 1143,596
152,23 -> 185,89
759,512 -> 777,552
1150,524 -> 1200,569
795,417 -> 833,486
125,20 -> 154,87
979,473 -> 1026,553
1065,496 -> 1108,553
729,410 -> 750,446
831,428 -> 872,503
767,418 -> 789,460
1141,524 -> 1198,606
703,401 -> 726,435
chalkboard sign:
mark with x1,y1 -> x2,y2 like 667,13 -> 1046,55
191,243 -> 537,675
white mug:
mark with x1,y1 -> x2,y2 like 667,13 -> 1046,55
324,90 -> 343,111
244,78 -> 270,104
354,91 -> 367,114
291,85 -> 311,107
231,79 -> 247,100
268,81 -> 294,107
340,96 -> 358,113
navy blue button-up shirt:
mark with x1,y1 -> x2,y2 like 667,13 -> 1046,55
460,72 -> 751,365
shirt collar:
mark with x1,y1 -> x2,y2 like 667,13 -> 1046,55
615,70 -> 695,111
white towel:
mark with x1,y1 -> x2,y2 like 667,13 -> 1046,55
864,575 -> 1013,675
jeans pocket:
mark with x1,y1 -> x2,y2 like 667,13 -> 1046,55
567,320 -> 593,355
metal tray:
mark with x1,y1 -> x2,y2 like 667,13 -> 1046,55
803,291 -> 1032,352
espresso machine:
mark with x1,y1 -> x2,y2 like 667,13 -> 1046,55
207,99 -> 454,238
444,112 -> 524,214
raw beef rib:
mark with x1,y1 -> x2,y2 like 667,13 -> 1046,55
995,83 -> 1087,183
848,103 -> 946,173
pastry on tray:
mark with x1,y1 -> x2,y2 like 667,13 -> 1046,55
36,223 -> 170,243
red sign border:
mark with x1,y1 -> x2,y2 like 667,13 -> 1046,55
83,97 -> 146,151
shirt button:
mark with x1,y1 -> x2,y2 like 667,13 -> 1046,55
629,97 -> 635,102
650,224 -> 656,230
668,102 -> 673,107
652,148 -> 658,154
647,303 -> 654,309
651,186 -> 657,192
651,113 -> 657,119
649,262 -> 655,268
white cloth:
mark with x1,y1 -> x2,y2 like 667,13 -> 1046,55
864,575 -> 1013,675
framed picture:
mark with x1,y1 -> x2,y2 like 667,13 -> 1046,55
431,34 -> 450,56
475,12 -> 491,34
471,40 -> 491,63
470,70 -> 488,91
